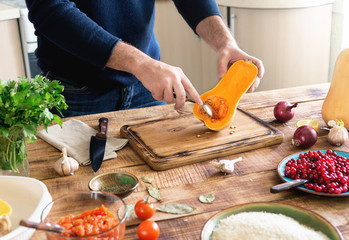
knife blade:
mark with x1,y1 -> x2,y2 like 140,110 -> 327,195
173,92 -> 213,117
90,117 -> 108,172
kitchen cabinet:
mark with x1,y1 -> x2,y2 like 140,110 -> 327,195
217,0 -> 335,91
154,0 -> 220,94
0,3 -> 25,81
155,0 -> 334,93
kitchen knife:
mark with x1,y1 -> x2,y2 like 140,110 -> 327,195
270,179 -> 308,193
173,92 -> 213,117
90,118 -> 108,172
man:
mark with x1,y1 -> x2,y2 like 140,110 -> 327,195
25,0 -> 264,117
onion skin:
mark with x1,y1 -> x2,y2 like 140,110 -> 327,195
292,125 -> 318,148
274,101 -> 298,122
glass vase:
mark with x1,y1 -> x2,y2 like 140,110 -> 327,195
0,129 -> 29,177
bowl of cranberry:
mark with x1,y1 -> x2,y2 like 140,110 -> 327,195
277,149 -> 349,197
40,191 -> 127,239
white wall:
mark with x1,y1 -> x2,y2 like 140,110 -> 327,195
329,0 -> 349,79
335,0 -> 349,49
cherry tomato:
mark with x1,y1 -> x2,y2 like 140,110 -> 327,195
137,220 -> 160,240
135,199 -> 156,220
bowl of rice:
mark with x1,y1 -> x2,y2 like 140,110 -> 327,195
200,202 -> 343,240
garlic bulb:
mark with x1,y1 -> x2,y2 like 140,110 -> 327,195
210,157 -> 242,174
54,147 -> 79,176
0,215 -> 11,236
327,120 -> 349,146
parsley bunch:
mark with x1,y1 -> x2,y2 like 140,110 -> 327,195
0,75 -> 67,141
0,75 -> 67,173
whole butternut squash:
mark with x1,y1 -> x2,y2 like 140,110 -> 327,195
193,60 -> 258,131
322,48 -> 349,126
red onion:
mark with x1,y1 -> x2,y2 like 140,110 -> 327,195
273,101 -> 298,122
292,125 -> 318,148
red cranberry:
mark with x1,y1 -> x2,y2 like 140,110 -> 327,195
284,150 -> 349,194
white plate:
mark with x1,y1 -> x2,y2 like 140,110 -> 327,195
0,176 -> 52,240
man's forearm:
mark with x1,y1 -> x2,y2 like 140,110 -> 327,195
106,41 -> 156,78
105,40 -> 203,108
195,15 -> 238,52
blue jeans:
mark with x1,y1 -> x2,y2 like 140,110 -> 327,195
46,72 -> 166,118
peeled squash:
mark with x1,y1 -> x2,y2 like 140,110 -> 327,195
322,48 -> 349,126
193,60 -> 258,131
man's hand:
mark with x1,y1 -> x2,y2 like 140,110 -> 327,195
106,41 -> 203,110
217,43 -> 263,92
135,59 -> 203,110
196,15 -> 264,92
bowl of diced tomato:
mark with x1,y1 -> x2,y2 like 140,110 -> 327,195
40,191 -> 126,239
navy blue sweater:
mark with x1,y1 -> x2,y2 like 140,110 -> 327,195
25,0 -> 221,89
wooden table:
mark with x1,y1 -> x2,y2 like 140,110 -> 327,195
29,83 -> 349,239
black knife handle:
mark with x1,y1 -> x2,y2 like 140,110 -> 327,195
96,118 -> 108,139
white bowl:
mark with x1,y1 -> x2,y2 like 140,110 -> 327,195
201,202 -> 343,240
0,176 -> 52,240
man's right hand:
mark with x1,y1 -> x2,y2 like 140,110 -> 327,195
106,41 -> 203,110
135,59 -> 203,110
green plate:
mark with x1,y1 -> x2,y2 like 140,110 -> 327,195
200,202 -> 343,240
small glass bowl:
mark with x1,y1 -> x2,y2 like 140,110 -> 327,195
88,172 -> 139,199
40,191 -> 126,240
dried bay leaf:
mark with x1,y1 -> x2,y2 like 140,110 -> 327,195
119,203 -> 135,221
157,203 -> 196,214
141,176 -> 154,184
199,194 -> 215,204
147,185 -> 162,201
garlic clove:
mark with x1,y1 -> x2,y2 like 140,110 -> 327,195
327,120 -> 349,146
54,147 -> 79,176
328,120 -> 337,128
222,163 -> 235,174
210,157 -> 242,174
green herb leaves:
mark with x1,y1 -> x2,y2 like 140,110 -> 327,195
0,75 -> 67,172
0,75 -> 67,142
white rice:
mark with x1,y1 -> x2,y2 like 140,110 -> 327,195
211,211 -> 330,240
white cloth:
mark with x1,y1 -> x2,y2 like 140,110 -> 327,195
38,119 -> 128,166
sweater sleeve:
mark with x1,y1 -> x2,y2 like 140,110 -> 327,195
25,0 -> 119,70
172,0 -> 222,34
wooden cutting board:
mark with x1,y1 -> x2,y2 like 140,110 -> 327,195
120,108 -> 283,171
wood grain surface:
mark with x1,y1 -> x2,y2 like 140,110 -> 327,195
28,83 -> 349,240
120,108 -> 283,170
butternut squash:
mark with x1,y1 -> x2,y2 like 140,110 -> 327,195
322,48 -> 349,126
193,60 -> 258,131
